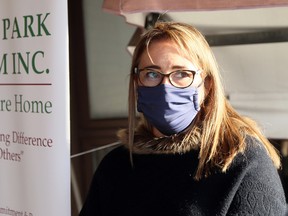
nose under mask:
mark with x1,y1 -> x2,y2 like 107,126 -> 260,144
137,84 -> 200,136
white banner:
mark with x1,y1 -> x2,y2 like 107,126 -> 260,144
0,1 -> 70,216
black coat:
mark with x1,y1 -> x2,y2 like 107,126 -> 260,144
80,136 -> 287,216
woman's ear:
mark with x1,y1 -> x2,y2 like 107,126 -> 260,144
203,75 -> 212,96
133,72 -> 139,87
200,70 -> 206,80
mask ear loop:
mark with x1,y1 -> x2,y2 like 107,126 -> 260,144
194,69 -> 203,87
193,89 -> 200,111
193,69 -> 204,111
133,67 -> 141,88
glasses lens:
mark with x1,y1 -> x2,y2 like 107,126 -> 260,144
139,70 -> 162,87
170,70 -> 194,88
138,69 -> 195,88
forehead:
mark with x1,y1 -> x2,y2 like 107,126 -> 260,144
138,39 -> 198,70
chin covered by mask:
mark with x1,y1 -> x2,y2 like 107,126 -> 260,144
137,84 -> 200,136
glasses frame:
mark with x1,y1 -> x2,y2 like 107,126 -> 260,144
134,67 -> 201,88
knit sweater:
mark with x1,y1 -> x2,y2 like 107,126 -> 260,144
80,136 -> 287,216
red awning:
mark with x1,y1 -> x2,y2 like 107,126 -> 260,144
103,0 -> 288,15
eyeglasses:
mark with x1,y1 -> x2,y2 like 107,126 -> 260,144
134,68 -> 201,88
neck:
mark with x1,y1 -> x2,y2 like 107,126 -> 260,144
152,127 -> 165,137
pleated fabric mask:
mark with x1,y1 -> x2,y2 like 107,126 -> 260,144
137,84 -> 200,136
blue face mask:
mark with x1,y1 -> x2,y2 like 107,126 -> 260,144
137,84 -> 200,136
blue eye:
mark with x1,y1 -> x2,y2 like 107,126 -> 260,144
173,71 -> 192,79
138,69 -> 163,87
146,71 -> 160,79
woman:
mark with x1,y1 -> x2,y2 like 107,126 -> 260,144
80,22 -> 287,215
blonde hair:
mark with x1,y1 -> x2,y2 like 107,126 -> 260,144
118,22 -> 280,180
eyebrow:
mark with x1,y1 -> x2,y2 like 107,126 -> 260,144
141,65 -> 189,70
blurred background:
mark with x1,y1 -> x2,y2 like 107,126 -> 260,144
68,0 -> 288,215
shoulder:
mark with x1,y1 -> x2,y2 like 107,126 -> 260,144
79,146 -> 131,215
233,135 -> 274,168
232,135 -> 281,187
87,145 -> 132,195
228,135 -> 287,215
101,145 -> 130,162
97,145 -> 131,173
